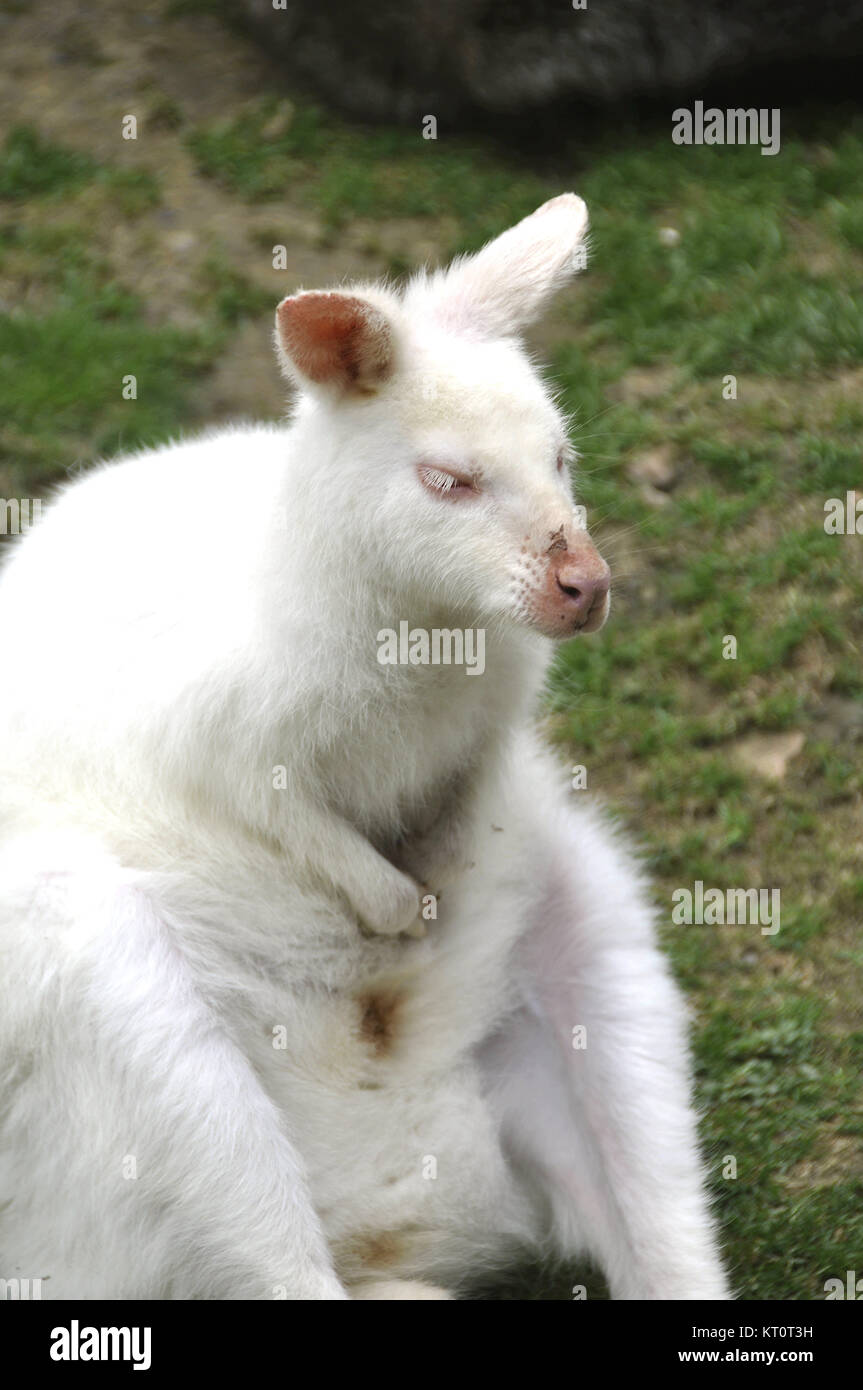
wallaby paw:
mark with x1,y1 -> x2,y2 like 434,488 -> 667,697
358,871 -> 422,937
350,1279 -> 454,1300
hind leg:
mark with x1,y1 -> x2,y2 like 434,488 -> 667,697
481,808 -> 729,1300
0,834 -> 346,1299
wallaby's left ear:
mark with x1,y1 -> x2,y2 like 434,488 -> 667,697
424,193 -> 588,339
275,291 -> 395,395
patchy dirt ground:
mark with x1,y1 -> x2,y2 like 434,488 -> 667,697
0,0 -> 461,423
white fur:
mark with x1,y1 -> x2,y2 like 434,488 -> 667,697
0,196 -> 728,1299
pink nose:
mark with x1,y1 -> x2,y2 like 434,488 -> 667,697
531,543 -> 610,637
555,563 -> 610,628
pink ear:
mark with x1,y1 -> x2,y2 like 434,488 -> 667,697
275,292 -> 394,393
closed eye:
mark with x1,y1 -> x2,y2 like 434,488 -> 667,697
417,462 -> 480,499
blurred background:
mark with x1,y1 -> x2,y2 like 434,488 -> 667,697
0,0 -> 861,1298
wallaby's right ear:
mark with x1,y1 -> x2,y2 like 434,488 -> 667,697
275,291 -> 395,395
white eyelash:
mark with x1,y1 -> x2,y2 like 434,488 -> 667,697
422,466 -> 457,492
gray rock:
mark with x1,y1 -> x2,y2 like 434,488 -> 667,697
238,0 -> 863,120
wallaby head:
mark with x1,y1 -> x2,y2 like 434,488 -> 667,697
274,194 -> 609,641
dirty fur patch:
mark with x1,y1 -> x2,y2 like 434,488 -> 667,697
357,989 -> 403,1056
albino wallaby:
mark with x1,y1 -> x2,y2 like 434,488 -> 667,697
0,195 -> 728,1300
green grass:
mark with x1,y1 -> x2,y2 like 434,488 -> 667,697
185,96 -> 551,239
0,222 -> 215,493
0,125 -> 160,213
183,94 -> 863,376
2,50 -> 861,1299
0,127 -> 272,491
